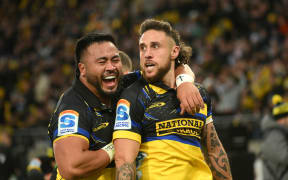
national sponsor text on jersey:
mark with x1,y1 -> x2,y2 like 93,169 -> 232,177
155,118 -> 204,138
156,118 -> 204,130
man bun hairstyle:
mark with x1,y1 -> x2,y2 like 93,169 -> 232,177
74,32 -> 116,78
139,19 -> 192,66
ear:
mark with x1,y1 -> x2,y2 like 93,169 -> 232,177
170,45 -> 180,61
78,62 -> 86,77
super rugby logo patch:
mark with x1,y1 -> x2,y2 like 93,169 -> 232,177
114,99 -> 131,129
58,110 -> 79,136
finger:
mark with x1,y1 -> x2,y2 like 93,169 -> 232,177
186,96 -> 196,115
195,103 -> 200,113
191,106 -> 196,115
192,88 -> 204,110
181,98 -> 191,115
194,94 -> 202,113
180,103 -> 185,115
192,96 -> 198,114
197,92 -> 205,109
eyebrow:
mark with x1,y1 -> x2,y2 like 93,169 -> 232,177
151,41 -> 160,45
139,41 -> 160,46
97,54 -> 120,60
139,42 -> 145,46
112,54 -> 120,59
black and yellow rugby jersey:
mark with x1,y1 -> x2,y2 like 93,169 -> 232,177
113,78 -> 213,180
48,71 -> 141,180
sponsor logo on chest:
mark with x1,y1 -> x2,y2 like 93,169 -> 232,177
156,118 -> 204,138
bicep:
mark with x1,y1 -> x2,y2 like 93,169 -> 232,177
114,138 -> 140,167
53,136 -> 89,172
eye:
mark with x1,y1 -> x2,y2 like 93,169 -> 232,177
151,43 -> 159,49
139,44 -> 146,51
97,59 -> 106,64
112,58 -> 120,63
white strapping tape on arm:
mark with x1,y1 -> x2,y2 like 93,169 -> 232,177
176,74 -> 195,87
101,142 -> 115,163
205,117 -> 214,125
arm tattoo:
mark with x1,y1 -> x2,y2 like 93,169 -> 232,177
116,162 -> 136,180
203,125 -> 232,180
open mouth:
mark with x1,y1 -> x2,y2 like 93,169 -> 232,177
145,62 -> 155,71
103,75 -> 117,86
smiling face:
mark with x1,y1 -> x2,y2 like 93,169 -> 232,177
139,29 -> 179,83
78,41 -> 123,97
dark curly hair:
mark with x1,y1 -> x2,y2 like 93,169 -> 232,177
139,19 -> 192,66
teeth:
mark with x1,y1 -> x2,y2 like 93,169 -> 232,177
104,76 -> 116,80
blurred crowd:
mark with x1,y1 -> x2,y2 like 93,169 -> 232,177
1,0 -> 288,179
1,0 -> 288,128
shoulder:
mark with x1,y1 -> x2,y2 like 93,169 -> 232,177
48,87 -> 91,136
55,87 -> 87,113
120,78 -> 146,98
62,87 -> 82,103
122,71 -> 142,81
119,71 -> 142,88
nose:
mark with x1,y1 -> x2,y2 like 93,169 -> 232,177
105,60 -> 116,71
144,47 -> 152,59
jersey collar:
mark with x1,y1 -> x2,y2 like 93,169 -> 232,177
142,77 -> 175,92
72,78 -> 110,111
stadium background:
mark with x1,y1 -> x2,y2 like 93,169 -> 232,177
1,0 -> 288,179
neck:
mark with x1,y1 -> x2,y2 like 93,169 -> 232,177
79,77 -> 111,107
162,62 -> 176,89
98,96 -> 111,107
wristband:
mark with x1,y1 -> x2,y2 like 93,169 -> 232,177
101,142 -> 115,163
176,74 -> 195,87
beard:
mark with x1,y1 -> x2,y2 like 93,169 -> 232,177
141,61 -> 171,83
86,73 -> 118,98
